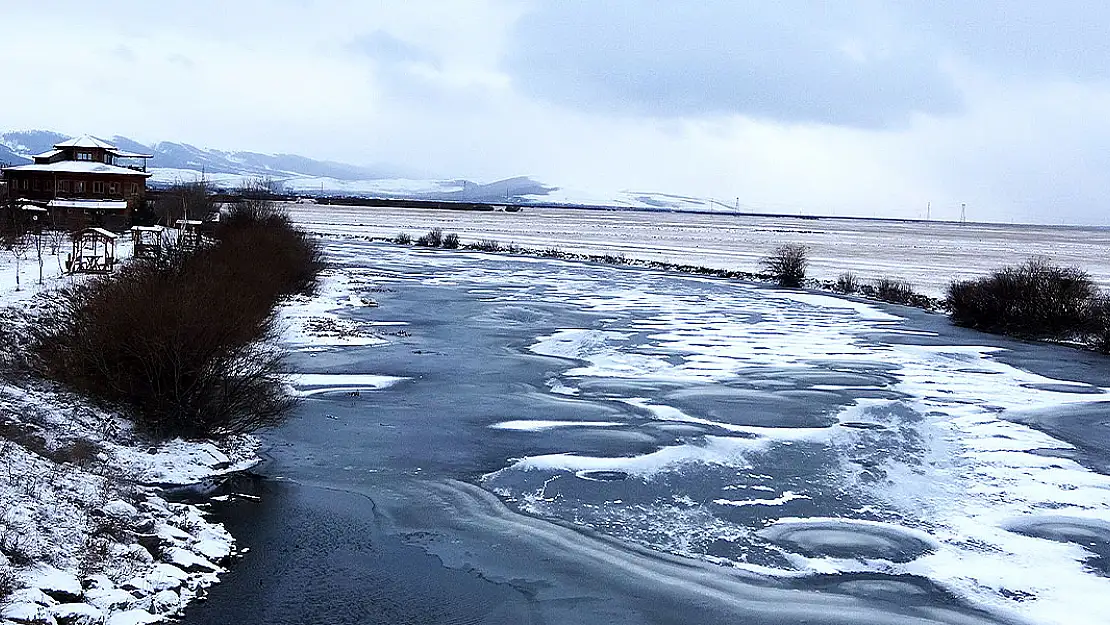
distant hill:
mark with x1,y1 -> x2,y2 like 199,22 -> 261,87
0,130 -> 735,212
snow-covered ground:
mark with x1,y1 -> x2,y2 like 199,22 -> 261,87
0,226 -> 414,624
0,230 -> 351,625
283,203 -> 1110,297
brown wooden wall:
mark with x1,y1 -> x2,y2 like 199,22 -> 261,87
1,170 -> 147,202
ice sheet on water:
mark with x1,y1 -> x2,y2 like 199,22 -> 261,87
440,243 -> 1110,625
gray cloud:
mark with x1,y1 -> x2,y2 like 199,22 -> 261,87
350,31 -> 439,67
898,1 -> 1110,81
506,1 -> 963,127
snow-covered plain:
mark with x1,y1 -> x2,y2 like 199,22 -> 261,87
283,202 -> 1110,297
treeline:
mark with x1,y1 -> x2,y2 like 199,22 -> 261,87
30,198 -> 323,438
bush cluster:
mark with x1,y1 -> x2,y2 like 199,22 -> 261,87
416,228 -> 444,247
872,278 -> 917,305
947,258 -> 1108,350
31,203 -> 323,438
835,272 -> 859,294
761,244 -> 809,288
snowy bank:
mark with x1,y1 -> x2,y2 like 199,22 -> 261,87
0,264 -> 260,624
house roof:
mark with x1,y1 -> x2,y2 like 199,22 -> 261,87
49,135 -> 153,158
49,199 -> 129,211
4,161 -> 151,177
53,135 -> 118,150
32,149 -> 63,160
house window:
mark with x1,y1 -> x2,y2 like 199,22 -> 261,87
32,179 -> 39,191
20,179 -> 28,190
109,182 -> 119,195
130,183 -> 138,194
74,181 -> 86,193
57,180 -> 69,193
76,152 -> 92,161
93,181 -> 104,194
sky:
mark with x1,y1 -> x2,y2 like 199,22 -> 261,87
3,1 -> 1110,224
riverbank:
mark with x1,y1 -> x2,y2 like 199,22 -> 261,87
0,289 -> 260,625
0,210 -> 325,624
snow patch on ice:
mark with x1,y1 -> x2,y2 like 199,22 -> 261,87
490,420 -> 623,431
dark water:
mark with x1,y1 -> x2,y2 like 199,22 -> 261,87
183,241 -> 1110,625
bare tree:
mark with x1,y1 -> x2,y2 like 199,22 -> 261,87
158,179 -> 214,226
761,244 -> 810,288
9,232 -> 33,291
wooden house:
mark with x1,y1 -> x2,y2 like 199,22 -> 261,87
1,135 -> 152,230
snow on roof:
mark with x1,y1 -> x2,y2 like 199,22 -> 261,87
53,134 -> 117,150
49,199 -> 129,211
108,148 -> 154,159
4,161 -> 151,177
19,204 -> 47,212
83,227 -> 119,239
175,219 -> 203,226
130,225 -> 165,232
32,149 -> 62,160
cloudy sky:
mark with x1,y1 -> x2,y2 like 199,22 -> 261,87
4,1 -> 1110,224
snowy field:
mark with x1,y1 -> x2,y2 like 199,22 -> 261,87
185,239 -> 1110,625
283,202 -> 1110,297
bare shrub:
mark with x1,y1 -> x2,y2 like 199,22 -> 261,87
442,232 -> 460,249
157,180 -> 213,226
0,529 -> 35,566
475,239 -> 501,252
77,536 -> 115,579
540,248 -> 565,258
0,564 -> 17,603
835,272 -> 859,294
761,244 -> 809,288
50,438 -> 102,468
946,258 -> 1100,341
416,228 -> 443,247
394,232 -> 412,245
601,253 -> 627,264
1084,297 -> 1110,354
224,179 -> 285,225
874,278 -> 917,305
30,202 -> 321,438
44,226 -> 68,256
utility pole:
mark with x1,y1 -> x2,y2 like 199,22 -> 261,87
960,203 -> 967,224
926,201 -> 931,221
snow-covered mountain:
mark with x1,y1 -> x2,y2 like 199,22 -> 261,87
0,130 -> 734,212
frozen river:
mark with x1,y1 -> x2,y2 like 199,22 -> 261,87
283,203 -> 1110,297
184,240 -> 1110,625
